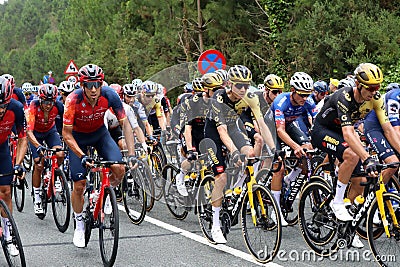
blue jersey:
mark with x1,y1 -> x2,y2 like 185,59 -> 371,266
365,89 -> 400,127
270,92 -> 317,126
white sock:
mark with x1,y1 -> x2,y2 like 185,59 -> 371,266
284,167 -> 302,185
212,206 -> 221,228
176,171 -> 185,184
74,212 -> 85,231
1,217 -> 10,240
271,190 -> 281,210
33,187 -> 41,203
334,181 -> 347,204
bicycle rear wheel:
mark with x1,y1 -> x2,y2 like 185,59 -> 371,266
197,175 -> 216,244
0,199 -> 26,267
163,164 -> 188,220
12,178 -> 26,213
22,147 -> 32,172
122,168 -> 146,225
99,186 -> 119,267
241,184 -> 282,264
139,160 -> 155,212
51,169 -> 71,233
298,181 -> 338,257
149,152 -> 165,201
367,192 -> 400,267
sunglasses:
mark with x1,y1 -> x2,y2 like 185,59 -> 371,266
233,83 -> 250,90
144,94 -> 155,98
270,89 -> 282,95
361,83 -> 380,92
0,103 -> 8,109
318,91 -> 329,96
40,100 -> 54,105
83,81 -> 103,90
296,91 -> 311,98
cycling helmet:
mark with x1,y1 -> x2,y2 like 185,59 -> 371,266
21,82 -> 33,93
215,69 -> 229,82
123,83 -> 137,96
264,74 -> 284,90
78,64 -> 104,82
313,80 -> 329,93
1,74 -> 15,89
354,63 -> 383,85
289,72 -> 313,92
190,78 -> 203,92
156,83 -> 165,96
330,78 -> 339,87
337,77 -> 357,90
184,83 -> 193,93
141,81 -> 158,94
0,76 -> 13,105
257,84 -> 265,91
132,78 -> 143,87
31,85 -> 39,93
110,83 -> 123,98
38,84 -> 58,101
202,72 -> 223,91
58,81 -> 75,94
228,65 -> 252,83
386,83 -> 400,93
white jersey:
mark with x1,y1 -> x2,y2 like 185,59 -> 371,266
104,102 -> 139,130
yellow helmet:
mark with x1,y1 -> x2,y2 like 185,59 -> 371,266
264,74 -> 284,90
228,65 -> 252,83
354,63 -> 383,85
202,72 -> 223,91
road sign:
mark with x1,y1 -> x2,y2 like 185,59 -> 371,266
197,49 -> 226,75
66,75 -> 78,84
64,60 -> 79,75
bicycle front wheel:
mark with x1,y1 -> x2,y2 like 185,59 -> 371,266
0,199 -> 26,267
163,164 -> 188,220
13,178 -> 26,213
196,175 -> 215,244
241,184 -> 282,264
123,168 -> 146,225
51,169 -> 71,233
367,192 -> 400,267
99,186 -> 119,267
149,152 -> 165,200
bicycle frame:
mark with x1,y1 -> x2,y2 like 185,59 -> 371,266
9,136 -> 18,166
42,148 -> 64,201
90,164 -> 112,220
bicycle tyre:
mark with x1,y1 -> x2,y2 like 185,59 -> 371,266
84,204 -> 93,247
149,152 -> 165,201
51,169 -> 71,233
196,175 -> 216,244
38,169 -> 51,220
298,181 -> 339,257
241,184 -> 282,264
163,164 -> 188,220
0,199 -> 26,267
122,168 -> 146,225
13,178 -> 25,213
139,160 -> 155,212
99,186 -> 119,267
367,192 -> 400,267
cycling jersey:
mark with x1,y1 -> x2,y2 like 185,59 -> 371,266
12,87 -> 27,109
316,87 -> 388,132
270,92 -> 317,126
138,94 -> 163,117
104,102 -> 139,130
0,99 -> 26,145
177,93 -> 193,105
26,100 -> 64,132
364,89 -> 400,127
63,87 -> 126,133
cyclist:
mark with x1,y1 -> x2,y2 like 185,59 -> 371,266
385,82 -> 399,93
22,82 -> 34,106
262,74 -> 284,106
0,76 -> 27,256
175,73 -> 221,196
1,74 -> 27,110
311,63 -> 390,224
270,72 -> 317,225
63,64 -> 134,248
26,84 -> 64,216
176,82 -> 194,105
58,81 -> 75,104
329,78 -> 339,94
214,69 -> 229,87
205,65 -> 275,243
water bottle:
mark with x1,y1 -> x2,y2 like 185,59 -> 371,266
89,190 -> 99,211
348,195 -> 365,217
387,188 -> 399,209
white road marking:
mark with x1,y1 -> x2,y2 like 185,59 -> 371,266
118,205 -> 283,266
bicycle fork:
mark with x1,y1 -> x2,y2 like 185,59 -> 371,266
247,166 -> 267,226
376,179 -> 399,237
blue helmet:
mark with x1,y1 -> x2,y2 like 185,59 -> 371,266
184,83 -> 193,93
313,80 -> 329,93
386,83 -> 400,93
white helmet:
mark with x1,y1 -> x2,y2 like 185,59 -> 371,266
58,81 -> 75,93
257,84 -> 265,91
337,77 -> 356,90
21,82 -> 33,93
290,72 -> 313,92
123,83 -> 137,96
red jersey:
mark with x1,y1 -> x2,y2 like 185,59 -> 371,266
26,100 -> 64,132
0,99 -> 26,144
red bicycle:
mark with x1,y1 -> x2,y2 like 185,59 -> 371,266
83,159 -> 126,267
36,147 -> 71,233
8,136 -> 28,212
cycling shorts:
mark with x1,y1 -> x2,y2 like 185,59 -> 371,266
69,125 -> 122,182
29,125 -> 62,159
276,121 -> 310,150
0,141 -> 13,186
109,125 -> 124,145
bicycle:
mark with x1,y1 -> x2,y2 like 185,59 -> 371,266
298,160 -> 400,265
83,160 -> 126,267
35,147 -> 71,233
197,140 -> 282,264
134,144 -> 155,212
0,172 -> 26,267
146,138 -> 167,202
8,136 -> 28,213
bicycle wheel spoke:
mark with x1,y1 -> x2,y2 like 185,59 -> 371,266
52,169 -> 71,233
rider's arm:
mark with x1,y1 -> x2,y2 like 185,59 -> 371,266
15,137 -> 28,166
255,117 -> 276,150
276,123 -> 300,151
342,125 -> 370,161
183,125 -> 194,151
120,118 -> 135,156
62,125 -> 85,159
217,124 -> 238,153
382,122 -> 400,154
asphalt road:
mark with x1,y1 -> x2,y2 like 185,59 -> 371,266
5,172 -> 389,267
